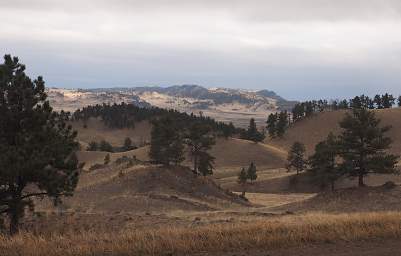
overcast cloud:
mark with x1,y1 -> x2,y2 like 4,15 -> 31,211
1,0 -> 401,100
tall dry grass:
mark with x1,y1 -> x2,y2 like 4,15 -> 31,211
1,211 -> 401,256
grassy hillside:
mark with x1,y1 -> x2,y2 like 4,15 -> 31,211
267,108 -> 401,155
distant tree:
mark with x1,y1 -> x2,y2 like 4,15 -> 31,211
247,162 -> 257,182
338,108 -> 399,187
398,96 -> 401,107
104,154 -> 111,165
338,99 -> 349,109
276,111 -> 289,138
243,118 -> 265,142
99,140 -> 113,152
237,168 -> 248,197
350,96 -> 362,109
308,133 -> 341,191
382,93 -> 395,108
87,141 -> 99,151
266,113 -> 278,138
374,94 -> 383,109
186,123 -> 216,175
149,117 -> 185,166
286,142 -> 307,175
123,137 -> 135,151
0,55 -> 80,234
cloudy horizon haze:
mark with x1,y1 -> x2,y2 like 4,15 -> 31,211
1,0 -> 401,100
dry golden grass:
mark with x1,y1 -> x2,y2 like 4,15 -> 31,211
2,212 -> 401,256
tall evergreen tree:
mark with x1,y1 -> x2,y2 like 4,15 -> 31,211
382,93 -> 395,108
186,123 -> 216,175
247,162 -> 257,182
286,142 -> 307,175
266,113 -> 278,138
308,133 -> 341,191
338,108 -> 399,187
374,94 -> 383,109
0,55 -> 80,234
244,118 -> 265,142
276,111 -> 289,138
149,117 -> 185,166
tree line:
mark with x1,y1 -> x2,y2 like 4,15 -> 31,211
265,93 -> 401,139
72,103 -> 239,138
285,108 -> 399,190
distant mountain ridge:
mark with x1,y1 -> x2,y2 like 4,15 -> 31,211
47,85 -> 296,127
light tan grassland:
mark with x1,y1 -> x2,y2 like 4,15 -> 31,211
2,212 -> 401,256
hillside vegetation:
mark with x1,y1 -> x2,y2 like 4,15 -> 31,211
268,108 -> 401,156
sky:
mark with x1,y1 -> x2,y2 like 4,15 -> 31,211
1,0 -> 401,100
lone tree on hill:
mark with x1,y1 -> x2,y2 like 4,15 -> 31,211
237,168 -> 248,197
0,55 -> 81,234
338,108 -> 399,187
286,142 -> 307,175
186,123 -> 216,175
247,162 -> 257,182
149,116 -> 184,166
308,133 -> 341,191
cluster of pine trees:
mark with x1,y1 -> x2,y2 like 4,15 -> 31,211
72,103 -> 239,137
292,93 -> 400,123
241,118 -> 265,142
87,137 -> 136,153
286,108 -> 399,190
265,93 -> 401,139
237,162 -> 257,197
149,118 -> 217,176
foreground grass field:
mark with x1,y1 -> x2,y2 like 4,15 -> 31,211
2,212 -> 401,256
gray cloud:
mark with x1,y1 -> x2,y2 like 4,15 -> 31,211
1,0 -> 401,99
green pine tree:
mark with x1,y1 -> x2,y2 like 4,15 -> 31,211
338,108 -> 399,187
247,162 -> 257,182
237,168 -> 248,197
308,133 -> 341,191
186,123 -> 216,175
149,117 -> 185,166
266,113 -> 278,138
0,55 -> 81,234
286,142 -> 307,175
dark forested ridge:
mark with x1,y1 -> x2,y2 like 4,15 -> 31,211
71,102 -> 240,137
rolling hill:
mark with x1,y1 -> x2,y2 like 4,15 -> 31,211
267,108 -> 401,156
